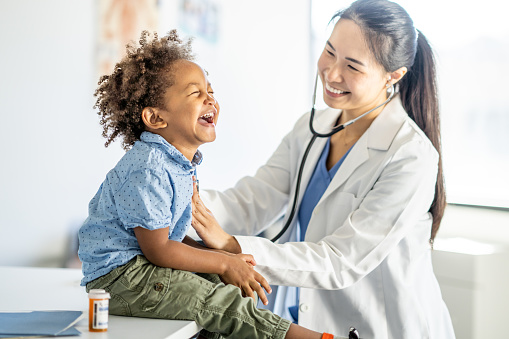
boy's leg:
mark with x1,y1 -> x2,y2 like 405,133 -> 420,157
192,274 -> 290,339
87,256 -> 291,339
193,273 -> 224,339
196,278 -> 291,339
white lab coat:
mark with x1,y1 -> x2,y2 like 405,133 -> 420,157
201,95 -> 455,338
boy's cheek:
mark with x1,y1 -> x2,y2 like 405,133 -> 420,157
214,102 -> 220,123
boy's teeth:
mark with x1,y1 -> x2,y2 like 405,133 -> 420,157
200,112 -> 215,123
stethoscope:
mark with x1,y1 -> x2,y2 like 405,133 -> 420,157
270,72 -> 396,243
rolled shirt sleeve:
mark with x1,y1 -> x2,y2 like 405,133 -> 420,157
116,168 -> 174,231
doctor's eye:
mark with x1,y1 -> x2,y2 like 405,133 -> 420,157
326,49 -> 335,57
348,65 -> 359,72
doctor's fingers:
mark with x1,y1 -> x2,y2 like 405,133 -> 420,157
191,178 -> 202,206
193,200 -> 218,229
192,189 -> 212,215
192,202 -> 213,227
191,178 -> 205,205
192,179 -> 200,203
190,215 -> 206,235
191,212 -> 222,245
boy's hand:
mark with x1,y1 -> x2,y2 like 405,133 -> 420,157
191,179 -> 241,253
220,254 -> 272,306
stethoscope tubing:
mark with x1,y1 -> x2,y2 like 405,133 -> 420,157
309,73 -> 395,138
270,133 -> 318,242
270,73 -> 395,242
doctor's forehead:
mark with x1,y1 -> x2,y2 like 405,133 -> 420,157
327,19 -> 375,66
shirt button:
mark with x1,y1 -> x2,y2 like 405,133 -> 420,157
299,303 -> 310,313
154,283 -> 164,292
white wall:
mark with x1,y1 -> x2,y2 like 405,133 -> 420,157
2,1 -> 509,336
0,0 -> 121,267
182,0 -> 313,190
0,0 -> 311,267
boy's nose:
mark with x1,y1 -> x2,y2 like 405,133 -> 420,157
205,94 -> 216,105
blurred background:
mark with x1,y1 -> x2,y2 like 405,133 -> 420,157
0,0 -> 508,337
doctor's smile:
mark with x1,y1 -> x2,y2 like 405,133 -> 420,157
75,0 -> 455,337
325,82 -> 350,97
190,0 -> 453,337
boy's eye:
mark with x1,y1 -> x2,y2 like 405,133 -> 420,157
348,65 -> 359,72
326,50 -> 335,57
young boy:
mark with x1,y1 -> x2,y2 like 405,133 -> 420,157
78,30 -> 337,339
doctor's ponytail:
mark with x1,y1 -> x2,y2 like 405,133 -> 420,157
333,0 -> 446,241
399,32 -> 445,242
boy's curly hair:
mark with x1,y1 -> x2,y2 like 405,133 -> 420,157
94,30 -> 194,150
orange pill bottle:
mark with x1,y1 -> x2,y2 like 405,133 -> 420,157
88,289 -> 111,332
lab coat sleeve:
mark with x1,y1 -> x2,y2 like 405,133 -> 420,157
200,123 -> 302,236
235,138 -> 439,289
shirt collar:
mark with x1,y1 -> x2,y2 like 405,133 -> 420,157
140,131 -> 203,170
316,94 -> 408,152
365,94 -> 408,151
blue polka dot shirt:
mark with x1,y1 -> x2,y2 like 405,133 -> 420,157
78,131 -> 202,286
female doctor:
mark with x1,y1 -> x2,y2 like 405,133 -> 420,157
191,0 -> 455,337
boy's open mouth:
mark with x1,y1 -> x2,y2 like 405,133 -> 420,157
199,112 -> 215,124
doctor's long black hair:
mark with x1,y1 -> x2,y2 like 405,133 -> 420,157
332,0 -> 446,241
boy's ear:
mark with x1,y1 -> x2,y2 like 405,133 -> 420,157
142,107 -> 167,130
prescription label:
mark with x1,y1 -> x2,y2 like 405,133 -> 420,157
92,299 -> 109,330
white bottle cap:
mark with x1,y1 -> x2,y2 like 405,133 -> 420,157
88,289 -> 111,299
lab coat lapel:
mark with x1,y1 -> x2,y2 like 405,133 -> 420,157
294,108 -> 340,210
319,133 -> 370,203
318,95 -> 407,204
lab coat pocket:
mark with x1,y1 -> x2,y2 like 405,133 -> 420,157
308,192 -> 362,241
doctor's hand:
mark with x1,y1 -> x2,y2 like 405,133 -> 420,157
220,253 -> 271,306
191,180 -> 241,254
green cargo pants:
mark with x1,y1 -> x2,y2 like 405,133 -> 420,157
86,255 -> 291,339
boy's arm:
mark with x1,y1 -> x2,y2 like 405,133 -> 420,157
182,235 -> 234,256
134,227 -> 271,305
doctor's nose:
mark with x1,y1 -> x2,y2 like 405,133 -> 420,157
324,66 -> 345,84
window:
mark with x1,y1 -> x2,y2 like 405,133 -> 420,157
311,0 -> 509,208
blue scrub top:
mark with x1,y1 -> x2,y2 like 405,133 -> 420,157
297,138 -> 353,240
288,137 -> 353,322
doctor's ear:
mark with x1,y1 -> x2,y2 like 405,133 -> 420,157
387,67 -> 408,86
142,107 -> 167,130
